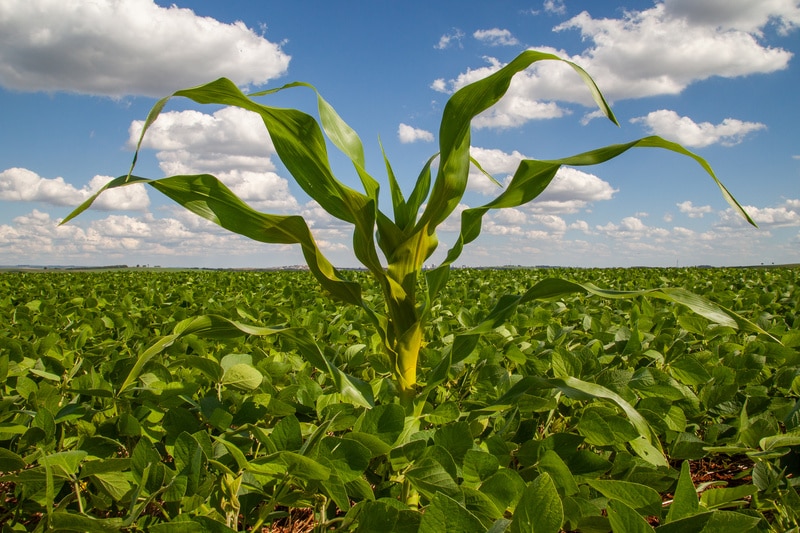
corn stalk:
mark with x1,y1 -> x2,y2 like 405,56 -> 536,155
63,50 -> 756,406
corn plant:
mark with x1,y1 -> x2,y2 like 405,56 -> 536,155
63,50 -> 757,408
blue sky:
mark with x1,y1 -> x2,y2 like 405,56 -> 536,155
1,0 -> 798,268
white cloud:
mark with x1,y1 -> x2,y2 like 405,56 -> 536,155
130,107 -> 276,168
435,29 -> 464,50
397,123 -> 434,144
0,167 -> 149,210
0,0 -> 290,97
431,78 -> 448,93
553,5 -> 793,100
717,199 -> 800,228
596,216 -> 670,240
434,3 -> 794,129
631,110 -> 766,147
677,200 -> 714,218
531,167 -> 617,213
570,220 -> 591,233
473,28 -> 520,47
544,0 -> 567,15
493,208 -> 527,225
663,0 -> 800,36
129,107 -> 300,211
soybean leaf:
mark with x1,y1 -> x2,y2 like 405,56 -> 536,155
510,473 -> 563,533
406,456 -> 462,502
585,479 -> 662,517
49,512 -> 124,533
221,363 -> 263,390
418,492 -> 486,533
607,500 -> 656,533
665,461 -> 700,523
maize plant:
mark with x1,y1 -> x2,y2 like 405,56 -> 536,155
63,50 -> 757,408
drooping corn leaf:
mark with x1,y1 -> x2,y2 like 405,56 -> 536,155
419,50 -> 617,233
63,173 -> 362,307
116,314 -> 374,408
425,276 -> 776,391
426,137 -> 756,305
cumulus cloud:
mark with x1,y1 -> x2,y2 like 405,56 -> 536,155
433,2 -> 794,128
473,28 -> 520,47
0,167 -> 149,210
596,216 -> 670,239
677,200 -> 714,218
663,0 -> 800,35
0,0 -> 290,97
397,123 -> 434,144
717,199 -> 800,228
544,0 -> 567,15
0,203 -> 362,267
435,29 -> 465,50
631,110 -> 766,147
129,107 -> 300,211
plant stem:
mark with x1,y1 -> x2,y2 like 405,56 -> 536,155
73,480 -> 85,514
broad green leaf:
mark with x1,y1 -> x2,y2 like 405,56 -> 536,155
316,436 -> 372,483
462,450 -> 500,486
342,432 -> 391,457
221,363 -> 263,390
118,314 -> 374,407
90,471 -> 132,500
585,479 -> 662,517
578,408 -> 640,447
493,375 -> 667,467
0,448 -> 26,472
463,486 -> 504,525
213,437 -> 249,472
271,415 -> 303,452
427,401 -> 461,425
319,457 -> 350,511
149,515 -> 237,533
699,485 -> 758,510
418,492 -> 486,533
510,473 -> 563,533
665,461 -> 699,523
480,468 -> 527,513
131,438 -> 165,493
537,450 -> 579,496
49,512 -> 124,533
280,451 -> 331,481
39,450 -> 87,478
606,500 -> 656,533
433,421 -> 473,463
405,456 -> 461,501
354,402 -> 405,445
354,500 -> 404,533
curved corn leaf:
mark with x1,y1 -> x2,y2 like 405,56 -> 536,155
118,314 -> 374,408
63,174 -> 362,306
426,137 -> 756,305
425,276 -> 776,392
419,49 -> 617,232
489,375 -> 667,468
59,47 -> 757,401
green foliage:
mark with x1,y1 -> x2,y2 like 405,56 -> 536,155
62,49 -> 755,405
1,268 -> 798,530
29,47 -> 791,531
